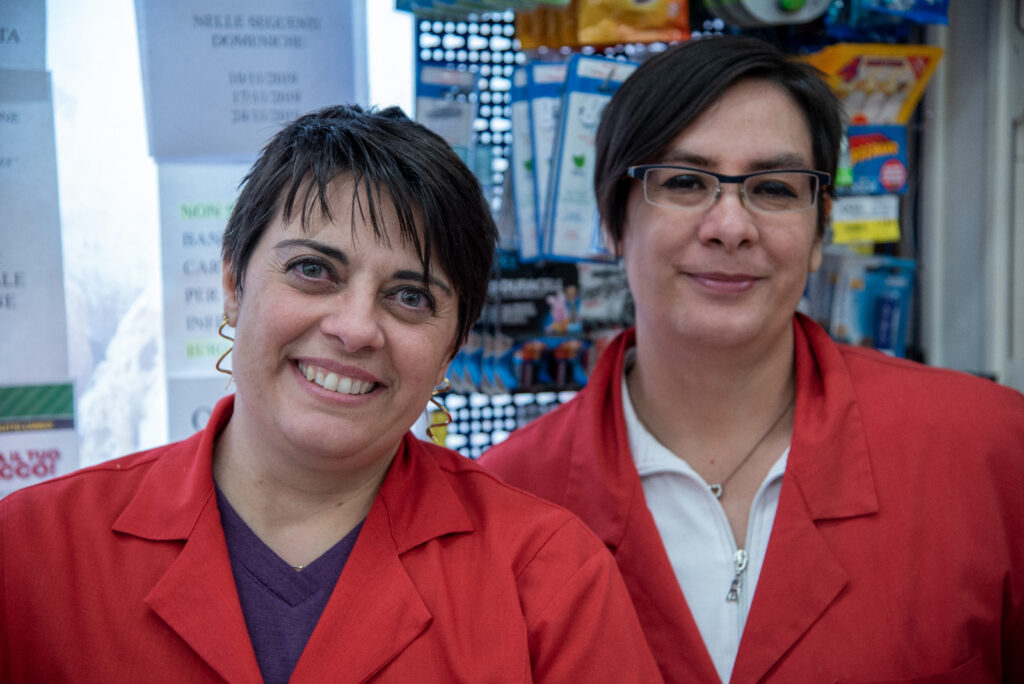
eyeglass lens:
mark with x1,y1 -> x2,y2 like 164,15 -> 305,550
643,168 -> 819,212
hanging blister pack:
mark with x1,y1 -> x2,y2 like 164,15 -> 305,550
526,61 -> 569,256
510,66 -> 540,261
415,64 -> 479,167
543,54 -> 637,262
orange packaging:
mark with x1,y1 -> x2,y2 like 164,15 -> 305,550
576,0 -> 689,47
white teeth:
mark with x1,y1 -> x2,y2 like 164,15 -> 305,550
298,362 -> 375,395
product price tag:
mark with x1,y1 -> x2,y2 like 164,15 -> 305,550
830,194 -> 900,244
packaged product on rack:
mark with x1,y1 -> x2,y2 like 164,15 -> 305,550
415,64 -> 479,165
526,61 -> 568,250
802,43 -> 943,125
827,252 -> 916,357
577,0 -> 689,46
576,261 -> 634,375
509,66 -> 541,260
486,252 -> 588,393
841,124 -> 909,195
843,0 -> 949,27
543,54 -> 637,262
802,246 -> 845,329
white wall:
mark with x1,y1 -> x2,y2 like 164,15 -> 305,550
920,0 -> 1024,390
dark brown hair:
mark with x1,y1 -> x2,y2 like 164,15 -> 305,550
595,36 -> 844,243
222,104 -> 497,353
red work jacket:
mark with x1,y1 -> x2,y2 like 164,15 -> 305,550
1,396 -> 661,682
480,314 -> 1024,683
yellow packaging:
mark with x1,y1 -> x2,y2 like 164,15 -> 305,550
802,43 -> 943,125
576,0 -> 689,47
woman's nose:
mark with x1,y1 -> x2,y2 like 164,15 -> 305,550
319,289 -> 386,352
696,184 -> 759,251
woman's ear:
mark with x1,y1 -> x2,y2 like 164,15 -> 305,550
222,262 -> 240,325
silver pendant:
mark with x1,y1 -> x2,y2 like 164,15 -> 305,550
710,483 -> 723,499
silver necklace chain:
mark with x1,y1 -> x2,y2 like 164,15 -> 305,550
709,396 -> 795,500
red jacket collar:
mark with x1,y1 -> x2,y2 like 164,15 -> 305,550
563,313 -> 878,549
113,393 -> 474,546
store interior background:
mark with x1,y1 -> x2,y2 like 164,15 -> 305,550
41,0 -> 1024,468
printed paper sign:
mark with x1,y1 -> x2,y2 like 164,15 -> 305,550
135,0 -> 368,159
167,376 -> 232,443
0,383 -> 79,498
0,69 -> 69,384
0,0 -> 46,70
158,162 -> 251,377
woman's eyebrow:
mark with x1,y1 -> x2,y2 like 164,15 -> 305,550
274,238 -> 348,264
393,269 -> 453,297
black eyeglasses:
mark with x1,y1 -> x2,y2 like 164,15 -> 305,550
627,165 -> 831,214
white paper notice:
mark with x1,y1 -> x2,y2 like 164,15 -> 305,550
0,0 -> 46,71
0,69 -> 69,384
167,376 -> 232,443
135,0 -> 368,160
0,383 -> 79,498
158,162 -> 251,378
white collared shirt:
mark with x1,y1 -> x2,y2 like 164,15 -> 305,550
621,354 -> 787,684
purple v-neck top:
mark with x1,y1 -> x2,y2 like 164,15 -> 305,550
216,486 -> 363,684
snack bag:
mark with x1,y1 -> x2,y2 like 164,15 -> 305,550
577,0 -> 689,46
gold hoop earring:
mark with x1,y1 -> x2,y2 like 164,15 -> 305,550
215,314 -> 234,388
426,377 -> 452,444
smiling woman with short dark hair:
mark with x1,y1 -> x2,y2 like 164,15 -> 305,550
1,104 -> 661,683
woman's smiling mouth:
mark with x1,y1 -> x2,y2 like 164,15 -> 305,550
297,362 -> 377,395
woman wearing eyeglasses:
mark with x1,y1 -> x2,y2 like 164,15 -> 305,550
481,36 -> 1024,683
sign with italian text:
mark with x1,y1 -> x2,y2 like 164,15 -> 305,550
0,383 -> 78,498
167,376 -> 231,443
0,69 -> 68,384
0,0 -> 45,71
135,0 -> 369,160
158,162 -> 251,377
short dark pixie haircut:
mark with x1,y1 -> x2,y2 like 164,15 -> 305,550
222,104 -> 497,355
595,35 -> 844,244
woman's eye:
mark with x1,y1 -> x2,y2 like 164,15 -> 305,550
751,180 -> 798,198
664,174 -> 706,192
288,258 -> 328,280
393,287 -> 435,312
